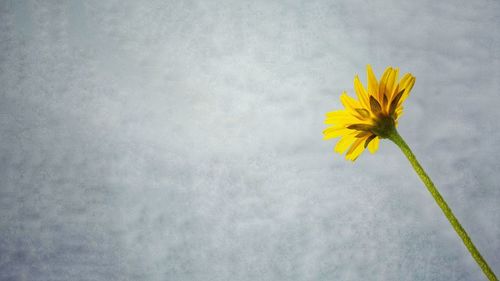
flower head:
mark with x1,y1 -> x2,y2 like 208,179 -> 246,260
323,65 -> 416,161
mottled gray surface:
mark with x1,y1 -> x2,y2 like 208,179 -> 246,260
1,1 -> 499,280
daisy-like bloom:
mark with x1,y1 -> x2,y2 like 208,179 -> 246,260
323,65 -> 416,161
321,66 -> 499,281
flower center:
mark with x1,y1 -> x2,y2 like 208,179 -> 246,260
371,115 -> 396,138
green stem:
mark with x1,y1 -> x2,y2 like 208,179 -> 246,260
387,129 -> 498,281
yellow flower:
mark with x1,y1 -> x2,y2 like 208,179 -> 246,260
323,65 -> 416,161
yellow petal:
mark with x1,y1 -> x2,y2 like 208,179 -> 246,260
378,67 -> 392,102
340,92 -> 361,110
335,133 -> 357,154
368,136 -> 379,153
354,75 -> 369,109
326,110 -> 349,118
397,73 -> 412,91
323,126 -> 351,140
324,118 -> 347,125
386,68 -> 399,101
340,92 -> 369,120
345,137 -> 367,161
395,107 -> 404,120
366,64 -> 378,98
398,76 -> 415,107
324,110 -> 354,124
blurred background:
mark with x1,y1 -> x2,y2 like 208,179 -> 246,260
1,1 -> 499,280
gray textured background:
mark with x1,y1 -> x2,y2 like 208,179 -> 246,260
1,1 -> 499,280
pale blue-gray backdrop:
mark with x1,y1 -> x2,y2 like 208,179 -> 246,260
1,1 -> 499,280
